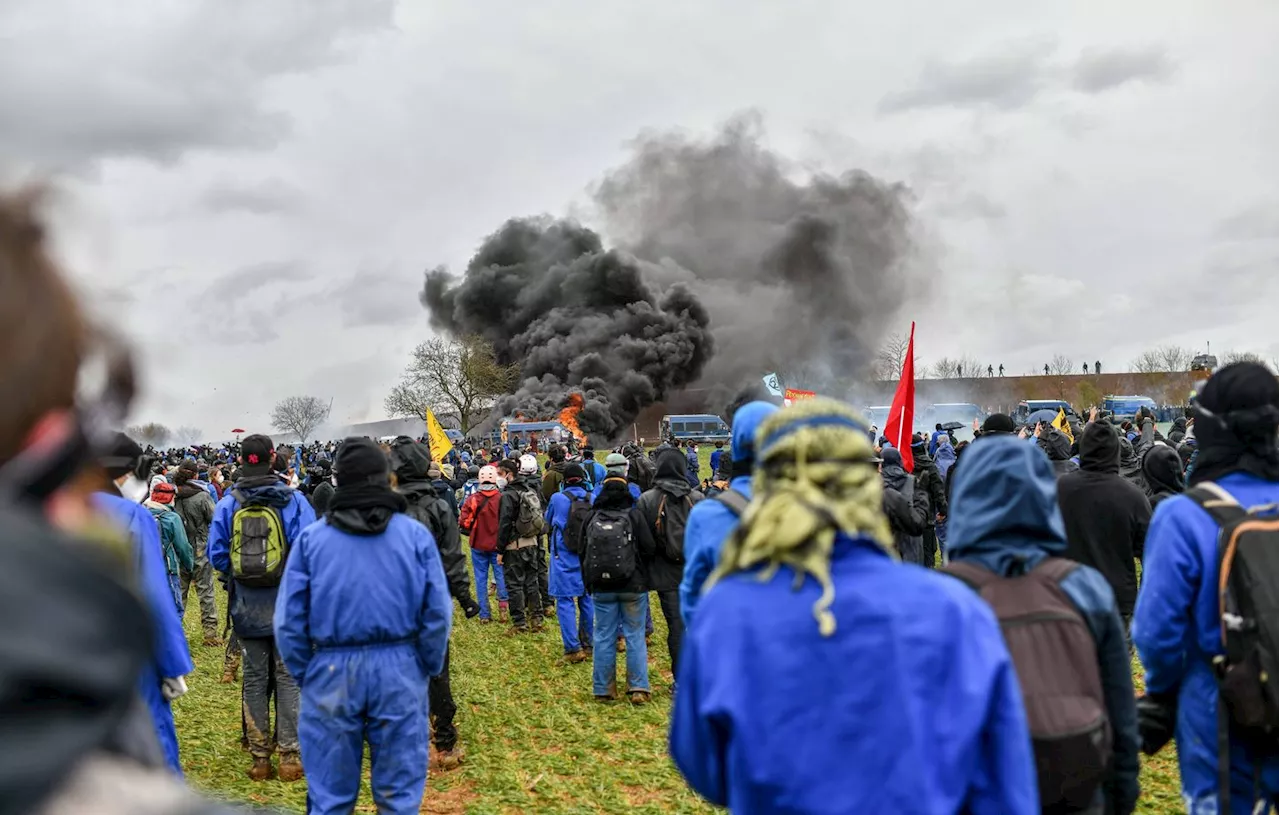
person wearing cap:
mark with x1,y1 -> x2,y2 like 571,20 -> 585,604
93,433 -> 195,777
497,456 -> 547,632
1133,363 -> 1279,813
670,399 -> 1037,813
143,480 -> 194,616
174,459 -> 220,644
275,437 -> 452,814
544,462 -> 595,662
209,433 -> 317,783
680,401 -> 779,628
592,453 -> 641,504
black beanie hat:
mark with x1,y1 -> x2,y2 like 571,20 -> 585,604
563,462 -> 586,483
333,437 -> 389,488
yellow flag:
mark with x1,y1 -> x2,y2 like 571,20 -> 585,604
1052,408 -> 1074,443
425,409 -> 454,463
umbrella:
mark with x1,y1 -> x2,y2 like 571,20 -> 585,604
940,421 -> 965,432
1023,409 -> 1059,427
231,428 -> 246,434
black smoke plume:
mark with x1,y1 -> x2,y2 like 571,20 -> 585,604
422,218 -> 713,440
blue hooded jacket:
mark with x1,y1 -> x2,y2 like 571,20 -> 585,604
671,528 -> 1037,814
679,401 -> 778,628
545,484 -> 591,597
1133,472 -> 1279,812
93,492 -> 194,775
944,436 -> 1140,814
208,481 -> 317,639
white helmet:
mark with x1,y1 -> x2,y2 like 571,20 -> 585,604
519,453 -> 538,476
478,465 -> 499,484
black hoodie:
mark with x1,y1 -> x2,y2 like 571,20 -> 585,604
584,477 -> 657,594
1036,427 -> 1080,477
398,479 -> 476,614
1056,422 -> 1153,616
636,448 -> 704,591
1141,445 -> 1185,507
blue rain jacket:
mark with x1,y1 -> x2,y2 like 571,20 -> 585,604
93,492 -> 194,775
679,401 -> 777,627
670,532 -> 1037,814
1133,472 -> 1279,813
208,482 -> 316,639
944,436 -> 1141,814
274,512 -> 452,815
546,485 -> 591,597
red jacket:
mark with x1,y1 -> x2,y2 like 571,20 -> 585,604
460,488 -> 502,552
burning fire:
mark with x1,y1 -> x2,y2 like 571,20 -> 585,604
558,393 -> 588,445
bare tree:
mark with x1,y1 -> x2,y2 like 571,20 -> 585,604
1221,349 -> 1267,366
928,355 -> 985,379
1048,354 -> 1074,376
1131,345 -> 1195,373
126,422 -> 172,448
384,336 -> 518,433
271,396 -> 331,445
172,425 -> 204,446
873,332 -> 919,381
1131,349 -> 1165,374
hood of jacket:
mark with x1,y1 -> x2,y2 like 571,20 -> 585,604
0,506 -> 152,815
933,441 -> 956,474
1117,437 -> 1142,480
396,478 -> 437,504
233,478 -> 294,509
945,435 -> 1068,575
1037,427 -> 1073,461
731,401 -> 780,466
653,448 -> 693,496
1078,421 -> 1120,474
1142,444 -> 1185,499
175,483 -> 206,501
880,447 -> 908,491
593,476 -> 637,510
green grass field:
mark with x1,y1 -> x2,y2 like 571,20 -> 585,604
173,446 -> 1182,813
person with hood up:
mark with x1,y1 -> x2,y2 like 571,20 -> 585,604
584,468 -> 657,703
390,438 -> 478,771
1056,419 -> 1152,629
879,447 -> 929,565
541,444 -> 568,502
544,462 -> 594,662
307,458 -> 335,515
144,480 -> 195,615
1141,444 -> 1185,508
944,434 -> 1140,815
680,401 -> 779,627
671,399 -> 1037,814
94,434 -> 194,777
460,464 -> 508,622
1116,435 -> 1144,490
909,436 -> 948,568
684,441 -> 701,488
1133,362 -> 1279,814
1035,423 -> 1080,477
636,447 -> 703,678
427,461 -> 458,518
174,460 -> 220,644
275,437 -> 452,815
460,464 -> 481,501
209,433 -> 316,782
497,456 -> 546,632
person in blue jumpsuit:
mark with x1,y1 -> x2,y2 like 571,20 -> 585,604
1134,362 -> 1279,814
275,437 -> 452,815
544,462 -> 594,661
93,433 -> 193,776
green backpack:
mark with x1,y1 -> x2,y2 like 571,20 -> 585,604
229,488 -> 289,587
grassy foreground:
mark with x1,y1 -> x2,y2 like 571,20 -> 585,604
172,445 -> 1182,813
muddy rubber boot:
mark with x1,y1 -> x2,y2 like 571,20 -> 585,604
431,747 -> 465,772
220,664 -> 238,684
278,754 -> 304,783
247,757 -> 275,782
564,649 -> 588,664
628,691 -> 651,706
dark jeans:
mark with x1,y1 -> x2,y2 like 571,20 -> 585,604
242,637 -> 299,758
922,526 -> 938,569
653,589 -> 684,676
428,645 -> 457,752
537,539 -> 550,611
502,546 -> 543,628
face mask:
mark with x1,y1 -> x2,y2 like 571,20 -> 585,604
496,477 -> 508,489
117,474 -> 149,503
213,472 -> 224,484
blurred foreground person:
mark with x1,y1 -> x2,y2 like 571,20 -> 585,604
275,438 -> 452,815
1133,363 -> 1278,814
944,435 -> 1139,815
670,399 -> 1036,814
0,187 -> 236,811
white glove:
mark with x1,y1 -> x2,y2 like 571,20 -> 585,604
161,676 -> 188,702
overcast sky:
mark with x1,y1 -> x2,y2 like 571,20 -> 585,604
2,0 -> 1275,440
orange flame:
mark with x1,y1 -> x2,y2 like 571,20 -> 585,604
558,393 -> 588,445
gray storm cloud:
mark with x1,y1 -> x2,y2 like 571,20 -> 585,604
422,115 -> 917,438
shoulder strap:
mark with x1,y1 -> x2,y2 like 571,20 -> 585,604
229,487 -> 246,506
1186,483 -> 1250,527
940,561 -> 999,591
716,488 -> 750,516
1031,556 -> 1080,583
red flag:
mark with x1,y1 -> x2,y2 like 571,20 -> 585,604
883,322 -> 916,473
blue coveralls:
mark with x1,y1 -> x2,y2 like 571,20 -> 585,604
545,485 -> 593,654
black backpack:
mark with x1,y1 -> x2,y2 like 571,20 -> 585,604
582,508 -> 636,591
1186,483 -> 1278,807
628,453 -> 656,492
654,492 -> 695,563
561,493 -> 594,556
